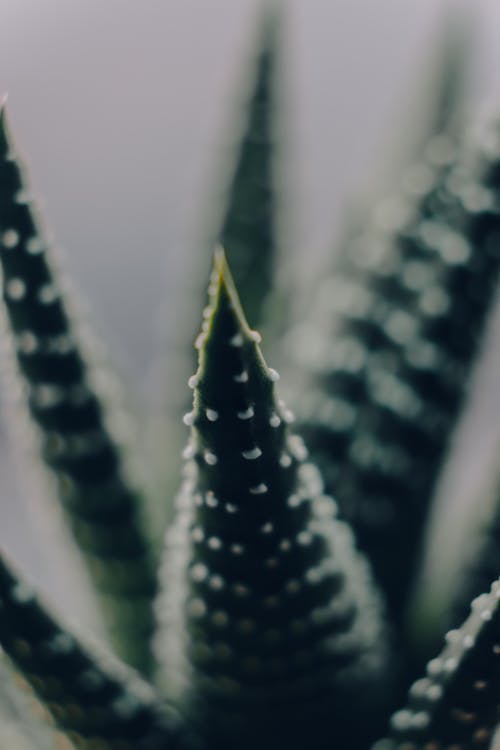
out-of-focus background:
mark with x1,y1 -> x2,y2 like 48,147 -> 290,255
1,0 -> 500,635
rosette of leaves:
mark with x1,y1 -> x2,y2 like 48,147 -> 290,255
155,251 -> 391,750
376,578 -> 500,750
0,550 -> 185,750
285,111 -> 500,623
0,105 -> 156,674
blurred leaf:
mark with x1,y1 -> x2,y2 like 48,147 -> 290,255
0,548 -> 185,749
285,110 -> 500,629
0,105 -> 156,674
377,580 -> 500,749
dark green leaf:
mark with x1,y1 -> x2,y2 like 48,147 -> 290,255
0,548 -> 186,750
0,105 -> 156,674
286,114 -> 500,624
376,579 -> 500,749
155,252 -> 392,750
217,9 -> 279,329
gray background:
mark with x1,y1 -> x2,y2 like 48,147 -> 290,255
0,0 -> 500,634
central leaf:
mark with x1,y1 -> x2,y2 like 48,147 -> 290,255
155,251 -> 392,750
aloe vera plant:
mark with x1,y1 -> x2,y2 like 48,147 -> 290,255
3,10 -> 500,750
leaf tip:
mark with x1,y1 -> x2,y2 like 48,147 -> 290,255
210,245 -> 251,334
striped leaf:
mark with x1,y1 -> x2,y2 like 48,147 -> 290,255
155,252 -> 391,750
286,115 -> 500,621
0,105 -> 156,674
376,579 -> 500,750
0,548 -> 187,750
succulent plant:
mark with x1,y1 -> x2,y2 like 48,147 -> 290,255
3,9 -> 500,750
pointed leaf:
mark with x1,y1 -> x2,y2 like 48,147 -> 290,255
0,105 -> 156,674
423,9 -> 470,142
217,8 -> 279,329
145,7 -> 283,544
376,579 -> 500,750
0,548 -> 187,749
285,111 -> 500,621
155,252 -> 391,750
